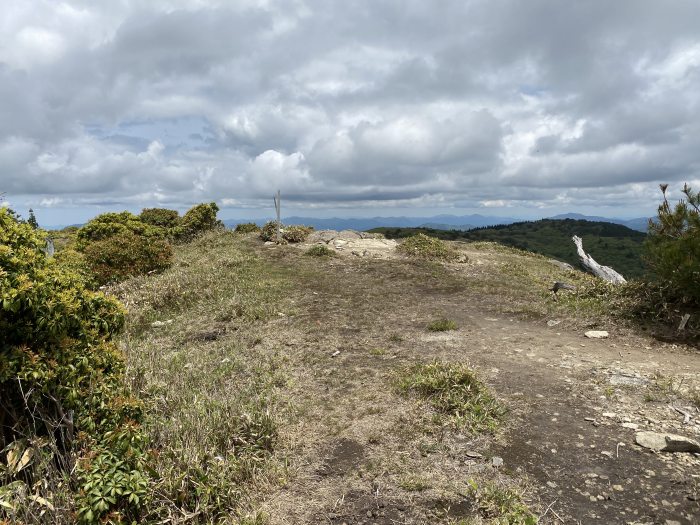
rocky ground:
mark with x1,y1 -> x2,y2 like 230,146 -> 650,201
243,234 -> 700,525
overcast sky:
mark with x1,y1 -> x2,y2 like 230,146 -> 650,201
2,0 -> 700,225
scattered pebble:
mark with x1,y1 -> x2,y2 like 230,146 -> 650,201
151,319 -> 174,327
585,330 -> 609,339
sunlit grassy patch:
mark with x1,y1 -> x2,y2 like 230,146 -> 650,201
395,361 -> 505,432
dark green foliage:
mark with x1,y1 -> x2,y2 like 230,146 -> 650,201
645,184 -> 700,306
0,208 -> 150,523
174,202 -> 222,241
234,222 -> 261,233
82,231 -> 173,285
139,207 -> 180,228
373,219 -> 646,278
27,208 -> 39,229
76,211 -> 165,248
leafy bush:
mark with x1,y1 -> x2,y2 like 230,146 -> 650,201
234,222 -> 261,234
174,202 -> 222,241
259,221 -> 281,242
0,208 -> 150,523
139,207 -> 180,228
76,211 -> 165,248
53,248 -> 96,287
82,231 -> 173,285
397,233 -> 460,261
259,221 -> 313,243
645,184 -> 700,305
305,244 -> 336,257
283,225 -> 313,243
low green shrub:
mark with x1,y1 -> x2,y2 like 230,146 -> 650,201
0,207 -> 150,523
174,202 -> 222,241
259,221 -> 313,243
395,361 -> 505,432
259,220 -> 279,242
305,244 -> 336,257
82,231 -> 173,285
234,222 -> 261,234
397,233 -> 460,261
283,225 -> 313,243
76,211 -> 165,249
139,207 -> 180,228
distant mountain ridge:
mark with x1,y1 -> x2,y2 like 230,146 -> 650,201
223,212 -> 650,232
371,218 -> 648,279
222,214 -> 517,231
549,213 -> 649,232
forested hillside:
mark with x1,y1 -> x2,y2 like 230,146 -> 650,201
371,218 -> 648,279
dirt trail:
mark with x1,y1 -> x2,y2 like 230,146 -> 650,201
253,244 -> 700,524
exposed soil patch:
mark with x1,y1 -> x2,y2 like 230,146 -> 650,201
249,240 -> 700,524
324,490 -> 412,525
319,439 -> 366,477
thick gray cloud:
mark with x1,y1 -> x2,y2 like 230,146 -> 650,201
1,0 -> 700,222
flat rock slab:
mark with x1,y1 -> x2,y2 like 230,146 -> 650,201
307,229 -> 383,243
608,371 -> 648,386
635,431 -> 700,453
584,330 -> 609,339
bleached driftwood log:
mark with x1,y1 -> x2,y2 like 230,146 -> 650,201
572,235 -> 626,284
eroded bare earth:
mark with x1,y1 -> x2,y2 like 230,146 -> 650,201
245,239 -> 700,525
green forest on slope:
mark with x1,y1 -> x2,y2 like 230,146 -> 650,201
370,218 -> 648,279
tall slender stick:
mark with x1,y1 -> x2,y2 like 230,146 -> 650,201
274,190 -> 281,243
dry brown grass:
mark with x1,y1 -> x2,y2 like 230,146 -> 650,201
111,231 -> 293,523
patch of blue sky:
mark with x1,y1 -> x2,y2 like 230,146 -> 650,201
84,116 -> 218,152
518,84 -> 547,97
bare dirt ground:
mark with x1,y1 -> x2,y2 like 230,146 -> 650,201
245,239 -> 700,524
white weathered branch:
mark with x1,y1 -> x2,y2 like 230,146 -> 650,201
572,235 -> 626,284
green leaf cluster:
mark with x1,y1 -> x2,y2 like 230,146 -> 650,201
139,208 -> 180,228
82,232 -> 173,286
173,202 -> 222,241
646,184 -> 700,305
74,203 -> 222,286
76,211 -> 167,250
0,207 -> 151,523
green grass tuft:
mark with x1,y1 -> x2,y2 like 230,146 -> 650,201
397,233 -> 461,261
305,244 -> 336,257
399,475 -> 431,492
467,479 -> 537,524
395,361 -> 505,432
427,318 -> 458,331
